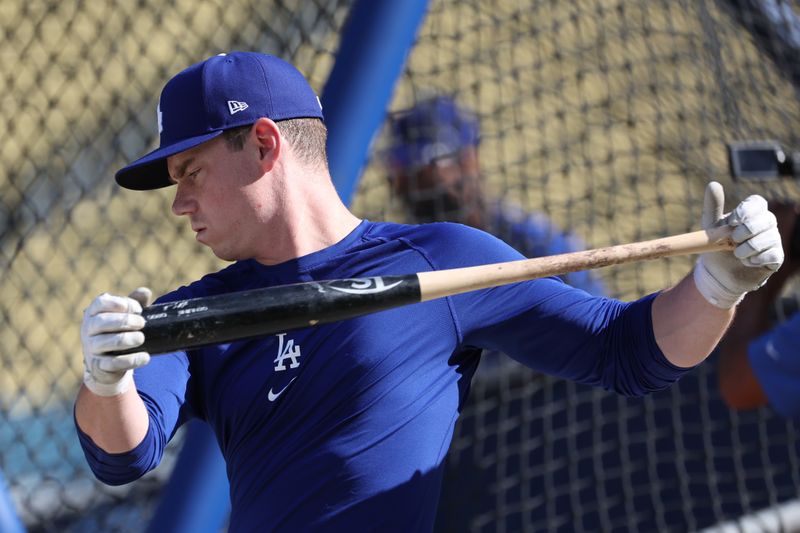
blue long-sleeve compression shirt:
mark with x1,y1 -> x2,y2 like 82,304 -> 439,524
77,220 -> 689,532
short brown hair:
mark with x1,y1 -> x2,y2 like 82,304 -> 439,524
222,118 -> 328,169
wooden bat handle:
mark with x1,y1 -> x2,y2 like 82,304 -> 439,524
417,226 -> 735,301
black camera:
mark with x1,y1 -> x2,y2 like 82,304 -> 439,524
727,140 -> 800,259
727,140 -> 798,181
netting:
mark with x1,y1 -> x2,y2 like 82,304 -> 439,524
3,0 -> 800,532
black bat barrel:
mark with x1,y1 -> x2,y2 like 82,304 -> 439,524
111,275 -> 421,355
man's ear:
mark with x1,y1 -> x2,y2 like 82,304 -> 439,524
253,117 -> 281,171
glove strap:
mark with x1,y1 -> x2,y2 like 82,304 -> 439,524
83,369 -> 134,397
693,257 -> 746,309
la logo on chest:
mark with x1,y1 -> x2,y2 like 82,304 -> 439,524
273,332 -> 302,371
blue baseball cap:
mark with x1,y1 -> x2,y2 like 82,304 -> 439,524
387,96 -> 479,170
116,51 -> 324,190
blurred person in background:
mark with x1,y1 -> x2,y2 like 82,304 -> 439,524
385,95 -> 605,296
718,201 -> 800,418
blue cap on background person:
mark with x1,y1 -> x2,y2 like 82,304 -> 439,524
386,95 -> 480,171
116,51 -> 324,191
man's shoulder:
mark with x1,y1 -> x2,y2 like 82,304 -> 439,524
365,220 -> 524,270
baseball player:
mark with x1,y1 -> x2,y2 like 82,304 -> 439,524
717,202 -> 800,418
385,95 -> 605,296
75,51 -> 783,532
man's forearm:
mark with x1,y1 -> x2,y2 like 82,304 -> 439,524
75,384 -> 150,453
651,271 -> 735,368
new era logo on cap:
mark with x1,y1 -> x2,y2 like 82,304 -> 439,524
228,100 -> 249,115
115,51 -> 325,191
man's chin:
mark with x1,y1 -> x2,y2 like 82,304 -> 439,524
207,243 -> 238,262
198,236 -> 237,262
211,249 -> 238,262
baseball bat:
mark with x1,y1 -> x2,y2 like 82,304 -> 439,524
112,225 -> 734,356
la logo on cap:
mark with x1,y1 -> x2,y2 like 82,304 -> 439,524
228,100 -> 249,115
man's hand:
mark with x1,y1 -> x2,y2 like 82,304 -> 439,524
81,287 -> 153,396
693,181 -> 784,309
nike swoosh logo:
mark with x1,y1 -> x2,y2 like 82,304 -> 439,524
765,340 -> 780,361
268,377 -> 296,402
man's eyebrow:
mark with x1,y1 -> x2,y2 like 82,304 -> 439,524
170,156 -> 196,183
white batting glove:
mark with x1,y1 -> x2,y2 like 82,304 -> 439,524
693,182 -> 783,309
81,287 -> 153,396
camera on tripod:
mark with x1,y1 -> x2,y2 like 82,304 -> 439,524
728,140 -> 799,181
728,140 -> 800,259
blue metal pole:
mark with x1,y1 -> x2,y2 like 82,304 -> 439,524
323,0 -> 430,205
0,470 -> 25,533
145,421 -> 229,533
146,1 -> 429,531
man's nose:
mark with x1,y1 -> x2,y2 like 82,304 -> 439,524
171,184 -> 196,216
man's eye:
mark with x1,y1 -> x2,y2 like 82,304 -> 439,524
188,169 -> 200,179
